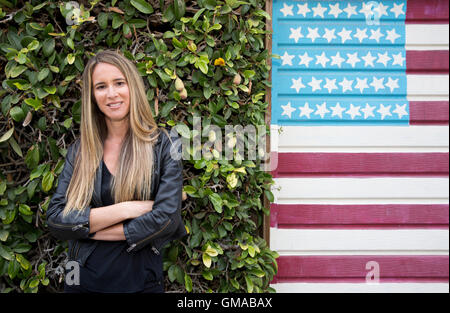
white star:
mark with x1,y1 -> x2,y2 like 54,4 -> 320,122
328,3 -> 342,18
346,103 -> 362,120
385,77 -> 400,92
377,52 -> 392,67
377,104 -> 392,120
281,51 -> 295,66
355,78 -> 369,93
343,3 -> 357,18
354,28 -> 368,43
330,102 -> 346,118
281,102 -> 296,118
360,2 -> 374,19
297,3 -> 311,17
374,3 -> 389,18
299,102 -> 314,119
280,3 -> 294,17
323,78 -> 338,93
390,3 -> 405,18
290,77 -> 306,93
370,77 -> 385,92
323,28 -> 337,43
393,104 -> 408,119
315,52 -> 330,68
346,52 -> 361,68
315,102 -> 330,119
289,27 -> 304,43
308,77 -> 322,92
306,27 -> 321,42
362,51 -> 377,67
361,103 -> 376,119
386,28 -> 401,44
392,52 -> 406,66
299,52 -> 313,67
312,3 -> 327,18
338,28 -> 352,43
339,78 -> 354,92
330,52 -> 345,68
369,28 -> 384,43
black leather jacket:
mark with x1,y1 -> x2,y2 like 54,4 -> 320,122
46,128 -> 187,267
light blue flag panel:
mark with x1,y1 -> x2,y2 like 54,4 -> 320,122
271,0 -> 409,125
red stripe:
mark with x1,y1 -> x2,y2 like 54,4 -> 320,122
272,256 -> 449,283
410,101 -> 450,125
272,153 -> 449,177
406,0 -> 449,24
270,204 -> 449,229
407,51 -> 449,74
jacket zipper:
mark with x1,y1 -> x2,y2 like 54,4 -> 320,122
126,219 -> 172,253
69,242 -> 75,259
74,241 -> 81,259
48,220 -> 89,232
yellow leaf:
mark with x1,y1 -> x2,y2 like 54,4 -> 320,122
185,225 -> 190,234
205,245 -> 218,257
227,172 -> 238,189
234,167 -> 246,174
202,253 -> 211,268
67,53 -> 75,65
191,259 -> 200,266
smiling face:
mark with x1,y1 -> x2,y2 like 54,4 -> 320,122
92,62 -> 130,122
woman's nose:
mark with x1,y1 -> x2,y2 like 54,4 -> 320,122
107,85 -> 118,97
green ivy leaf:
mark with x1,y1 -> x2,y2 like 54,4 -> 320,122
25,145 -> 40,170
131,0 -> 154,14
11,106 -> 26,122
0,128 -> 14,143
37,68 -> 50,81
244,275 -> 254,293
0,230 -> 9,242
208,194 -> 223,213
173,0 -> 186,19
19,204 -> 33,216
10,65 -> 27,78
16,254 -> 31,270
41,171 -> 54,193
184,273 -> 193,292
202,270 -> 213,281
0,244 -> 14,261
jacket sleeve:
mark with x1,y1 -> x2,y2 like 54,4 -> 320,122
123,131 -> 183,253
46,141 -> 93,241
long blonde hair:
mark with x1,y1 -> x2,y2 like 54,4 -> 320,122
63,49 -> 160,217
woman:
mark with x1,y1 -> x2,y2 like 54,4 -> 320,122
46,50 -> 187,293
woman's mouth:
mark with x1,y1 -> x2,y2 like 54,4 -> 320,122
107,101 -> 123,108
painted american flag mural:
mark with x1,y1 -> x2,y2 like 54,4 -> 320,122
269,0 -> 449,292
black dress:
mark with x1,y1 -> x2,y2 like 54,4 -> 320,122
64,159 -> 164,293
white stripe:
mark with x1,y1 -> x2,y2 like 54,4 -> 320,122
271,283 -> 449,293
406,24 -> 449,50
408,75 -> 449,97
272,126 -> 449,153
270,229 -> 449,254
272,177 -> 449,204
407,95 -> 449,101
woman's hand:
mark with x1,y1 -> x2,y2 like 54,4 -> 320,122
126,200 -> 154,219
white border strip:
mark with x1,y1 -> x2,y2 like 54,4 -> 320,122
406,24 -> 449,50
408,75 -> 449,97
272,177 -> 449,204
272,126 -> 449,153
270,229 -> 450,254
